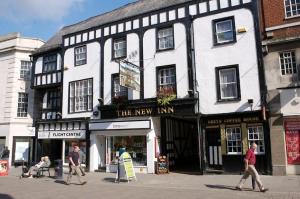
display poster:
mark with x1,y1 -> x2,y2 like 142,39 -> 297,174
156,155 -> 169,174
119,60 -> 140,91
0,160 -> 8,176
285,120 -> 300,164
14,142 -> 29,162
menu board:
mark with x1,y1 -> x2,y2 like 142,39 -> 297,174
156,155 -> 169,174
285,120 -> 300,164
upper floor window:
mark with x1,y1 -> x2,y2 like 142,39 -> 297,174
157,66 -> 176,97
17,93 -> 28,117
226,127 -> 242,154
248,126 -> 265,154
113,38 -> 126,59
216,65 -> 240,101
157,27 -> 174,50
75,45 -> 87,66
47,90 -> 61,109
43,54 -> 57,73
213,17 -> 236,45
69,79 -> 93,113
285,0 -> 300,18
20,61 -> 32,80
279,51 -> 297,75
112,74 -> 128,102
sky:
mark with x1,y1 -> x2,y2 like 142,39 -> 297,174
0,0 -> 136,42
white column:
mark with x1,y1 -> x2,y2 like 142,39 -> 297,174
89,133 -> 99,172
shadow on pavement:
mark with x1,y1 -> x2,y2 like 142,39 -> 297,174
54,180 -> 67,185
103,177 -> 130,183
205,184 -> 253,192
0,194 -> 14,199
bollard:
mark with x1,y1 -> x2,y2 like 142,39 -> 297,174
54,159 -> 63,179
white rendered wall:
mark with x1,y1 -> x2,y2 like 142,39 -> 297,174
280,88 -> 300,116
194,9 -> 261,114
63,42 -> 101,118
103,33 -> 140,105
143,23 -> 189,99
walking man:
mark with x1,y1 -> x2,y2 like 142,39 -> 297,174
66,145 -> 86,185
236,143 -> 268,192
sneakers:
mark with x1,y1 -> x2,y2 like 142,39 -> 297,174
235,186 -> 242,191
260,188 -> 269,192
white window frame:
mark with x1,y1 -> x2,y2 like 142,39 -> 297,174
226,127 -> 242,155
284,0 -> 300,18
20,61 -> 32,80
219,68 -> 238,100
215,19 -> 234,44
158,67 -> 176,88
114,39 -> 126,59
75,46 -> 87,66
157,27 -> 174,50
279,51 -> 298,75
17,93 -> 28,117
69,79 -> 93,113
248,126 -> 265,155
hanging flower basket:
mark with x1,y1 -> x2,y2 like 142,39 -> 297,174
157,86 -> 176,106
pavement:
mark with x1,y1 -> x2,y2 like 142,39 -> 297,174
0,167 -> 299,199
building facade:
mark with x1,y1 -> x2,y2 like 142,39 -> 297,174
31,0 -> 270,174
261,0 -> 300,175
0,33 -> 44,166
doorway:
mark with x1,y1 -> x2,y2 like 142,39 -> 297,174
38,140 -> 62,164
205,128 -> 222,170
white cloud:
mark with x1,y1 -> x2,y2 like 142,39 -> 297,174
0,0 -> 85,22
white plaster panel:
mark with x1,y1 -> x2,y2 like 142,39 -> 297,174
104,27 -> 110,36
143,17 -> 149,27
220,0 -> 229,8
189,4 -> 197,15
89,31 -> 95,40
143,24 -> 189,99
82,33 -> 88,42
151,15 -> 158,25
169,10 -> 176,21
57,53 -> 62,70
64,38 -> 69,46
231,0 -> 240,6
199,2 -> 208,13
111,25 -> 116,34
178,7 -> 185,18
133,19 -> 139,29
209,0 -> 218,11
243,0 -> 252,3
96,29 -> 101,38
280,89 -> 300,116
35,57 -> 43,74
76,34 -> 81,43
63,42 -> 101,118
160,12 -> 167,23
194,9 -> 261,114
70,36 -> 75,45
118,23 -> 124,33
126,21 -> 132,31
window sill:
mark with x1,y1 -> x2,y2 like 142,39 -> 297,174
75,61 -> 87,67
227,153 -> 242,155
112,56 -> 126,62
214,40 -> 237,46
156,47 -> 175,53
68,110 -> 92,114
284,15 -> 300,20
217,98 -> 241,103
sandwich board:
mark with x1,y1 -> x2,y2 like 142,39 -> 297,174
115,152 -> 137,183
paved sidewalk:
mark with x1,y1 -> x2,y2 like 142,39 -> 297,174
0,167 -> 299,199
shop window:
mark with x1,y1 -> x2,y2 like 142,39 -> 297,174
157,66 -> 177,97
226,127 -> 242,154
213,16 -> 236,45
248,126 -> 265,154
13,137 -> 33,165
279,51 -> 297,75
20,60 -> 32,80
75,45 -> 87,66
43,54 -> 57,73
113,38 -> 126,59
157,27 -> 174,51
112,74 -> 128,103
0,137 -> 6,154
109,136 -> 147,166
216,65 -> 240,101
64,140 -> 86,164
17,93 -> 28,117
69,79 -> 93,113
285,0 -> 300,18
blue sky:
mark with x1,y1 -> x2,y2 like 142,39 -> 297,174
0,0 -> 135,42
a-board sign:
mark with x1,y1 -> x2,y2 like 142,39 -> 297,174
156,155 -> 169,174
115,152 -> 136,182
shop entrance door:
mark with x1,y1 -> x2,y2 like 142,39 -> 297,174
38,140 -> 62,164
206,128 -> 222,170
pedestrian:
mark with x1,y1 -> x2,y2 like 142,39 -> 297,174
236,143 -> 268,192
79,149 -> 86,176
1,146 -> 10,160
66,145 -> 87,185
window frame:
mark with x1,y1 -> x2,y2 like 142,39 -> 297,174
213,16 -> 236,46
226,126 -> 242,155
156,65 -> 177,97
279,50 -> 298,76
20,60 -> 32,80
111,73 -> 128,103
68,78 -> 93,114
156,26 -> 175,52
247,125 -> 265,155
42,54 -> 57,73
284,0 -> 300,18
215,65 -> 241,102
112,37 -> 127,60
17,92 -> 28,118
74,45 -> 87,66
